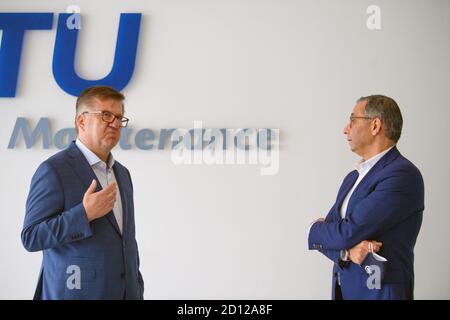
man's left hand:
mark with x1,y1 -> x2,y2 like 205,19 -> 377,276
348,240 -> 382,265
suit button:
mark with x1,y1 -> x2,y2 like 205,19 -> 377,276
120,272 -> 125,279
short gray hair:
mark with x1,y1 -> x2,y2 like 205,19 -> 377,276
358,95 -> 403,143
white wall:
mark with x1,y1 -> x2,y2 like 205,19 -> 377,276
0,0 -> 449,299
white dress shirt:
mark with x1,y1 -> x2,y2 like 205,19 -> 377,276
307,146 -> 395,241
339,146 -> 394,218
76,138 -> 123,233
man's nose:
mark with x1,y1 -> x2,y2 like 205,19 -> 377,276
343,123 -> 350,135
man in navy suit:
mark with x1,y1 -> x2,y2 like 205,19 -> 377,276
308,95 -> 424,300
22,86 -> 144,299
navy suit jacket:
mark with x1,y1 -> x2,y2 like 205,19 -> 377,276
308,147 -> 424,300
22,141 -> 144,300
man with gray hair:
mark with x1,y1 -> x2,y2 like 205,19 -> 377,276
308,95 -> 424,299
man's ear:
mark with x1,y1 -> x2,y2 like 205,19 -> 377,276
76,114 -> 85,132
371,118 -> 382,136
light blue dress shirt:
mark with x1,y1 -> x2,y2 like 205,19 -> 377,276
75,138 -> 123,233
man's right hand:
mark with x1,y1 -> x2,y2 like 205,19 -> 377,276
83,179 -> 117,222
348,240 -> 382,265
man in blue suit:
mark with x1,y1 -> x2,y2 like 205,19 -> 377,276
22,86 -> 144,300
308,95 -> 424,300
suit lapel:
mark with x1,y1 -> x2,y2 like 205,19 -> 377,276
345,147 -> 401,217
66,141 -> 122,237
67,142 -> 98,191
334,170 -> 359,220
113,163 -> 128,237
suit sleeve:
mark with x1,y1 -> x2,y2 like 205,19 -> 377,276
309,203 -> 344,265
308,169 -> 424,250
21,162 -> 93,252
127,167 -> 144,299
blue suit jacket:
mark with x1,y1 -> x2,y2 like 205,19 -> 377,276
308,147 -> 424,300
22,141 -> 144,300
